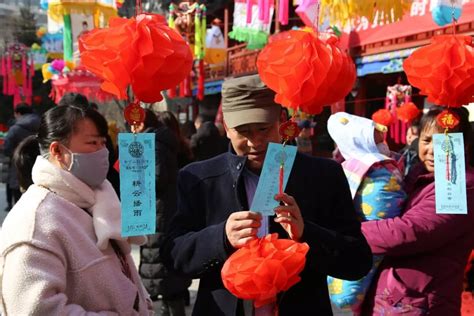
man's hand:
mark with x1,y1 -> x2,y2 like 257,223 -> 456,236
225,211 -> 262,248
274,193 -> 304,241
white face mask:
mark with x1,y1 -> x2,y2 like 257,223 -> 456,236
62,145 -> 110,188
376,142 -> 391,157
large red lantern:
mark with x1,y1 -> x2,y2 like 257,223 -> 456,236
403,35 -> 474,108
221,233 -> 309,308
257,30 -> 356,115
79,13 -> 193,103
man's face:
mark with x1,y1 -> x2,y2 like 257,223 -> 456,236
226,121 -> 281,173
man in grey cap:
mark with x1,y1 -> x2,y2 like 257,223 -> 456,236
163,74 -> 372,315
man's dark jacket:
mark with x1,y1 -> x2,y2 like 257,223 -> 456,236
163,150 -> 372,315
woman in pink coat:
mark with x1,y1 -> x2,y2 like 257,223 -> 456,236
361,107 -> 474,315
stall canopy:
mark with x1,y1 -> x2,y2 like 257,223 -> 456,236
340,0 -> 474,49
356,47 -> 418,76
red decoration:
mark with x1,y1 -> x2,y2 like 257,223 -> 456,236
221,233 -> 309,308
50,66 -> 115,104
257,30 -> 356,115
124,102 -> 146,125
79,13 -> 193,103
279,120 -> 300,142
197,59 -> 205,100
403,35 -> 474,108
372,109 -> 394,127
396,102 -> 420,123
436,109 -> 460,129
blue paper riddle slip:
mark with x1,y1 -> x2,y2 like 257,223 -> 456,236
118,133 -> 156,236
433,133 -> 467,214
250,143 -> 297,216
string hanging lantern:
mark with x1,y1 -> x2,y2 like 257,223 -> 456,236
257,30 -> 356,115
79,13 -> 193,103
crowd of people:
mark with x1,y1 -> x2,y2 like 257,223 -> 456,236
0,73 -> 473,316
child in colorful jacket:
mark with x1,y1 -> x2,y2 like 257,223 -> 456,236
327,112 -> 407,313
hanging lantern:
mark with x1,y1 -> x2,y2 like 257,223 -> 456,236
372,109 -> 393,127
257,30 -> 356,115
79,13 -> 193,103
0,43 -> 34,106
403,35 -> 474,108
320,0 -> 412,27
221,234 -> 309,308
431,0 -> 463,27
396,102 -> 420,124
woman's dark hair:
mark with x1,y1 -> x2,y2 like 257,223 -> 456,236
157,111 -> 182,139
13,106 -> 108,190
157,111 -> 194,165
180,120 -> 197,139
143,109 -> 160,129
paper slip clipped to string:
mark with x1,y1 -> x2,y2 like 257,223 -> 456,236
119,133 -> 156,236
250,143 -> 297,216
433,133 -> 467,214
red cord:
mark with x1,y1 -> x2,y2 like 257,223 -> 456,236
279,164 -> 284,195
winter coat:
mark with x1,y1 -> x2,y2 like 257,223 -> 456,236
138,126 -> 191,299
3,113 -> 40,188
0,156 -> 151,315
190,122 -> 228,161
361,163 -> 474,315
162,149 -> 373,315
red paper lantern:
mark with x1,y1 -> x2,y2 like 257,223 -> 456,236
372,109 -> 394,127
403,35 -> 474,108
396,102 -> 420,123
221,233 -> 309,308
79,14 -> 193,103
257,30 -> 356,115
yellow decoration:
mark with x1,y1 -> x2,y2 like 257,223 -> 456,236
360,178 -> 374,195
47,0 -> 117,24
65,61 -> 75,71
361,203 -> 373,216
328,278 -> 343,295
384,176 -> 401,192
320,0 -> 412,27
42,63 -> 53,83
376,211 -> 386,218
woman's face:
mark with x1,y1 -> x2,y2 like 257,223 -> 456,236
50,118 -> 106,169
418,124 -> 440,173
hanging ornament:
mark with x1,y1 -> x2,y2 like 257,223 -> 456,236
257,30 -> 356,115
221,233 -> 309,308
0,43 -> 34,106
277,120 -> 300,194
385,83 -> 412,144
124,101 -> 146,126
437,109 -> 460,129
431,0 -> 463,27
229,0 -> 274,50
79,13 -> 193,103
403,35 -> 474,108
372,109 -> 393,127
396,102 -> 420,124
319,0 -> 411,27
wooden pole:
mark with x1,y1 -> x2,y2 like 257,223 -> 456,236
224,7 -> 229,49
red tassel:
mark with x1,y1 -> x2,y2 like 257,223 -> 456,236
279,164 -> 284,195
197,60 -> 205,101
446,151 -> 451,182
